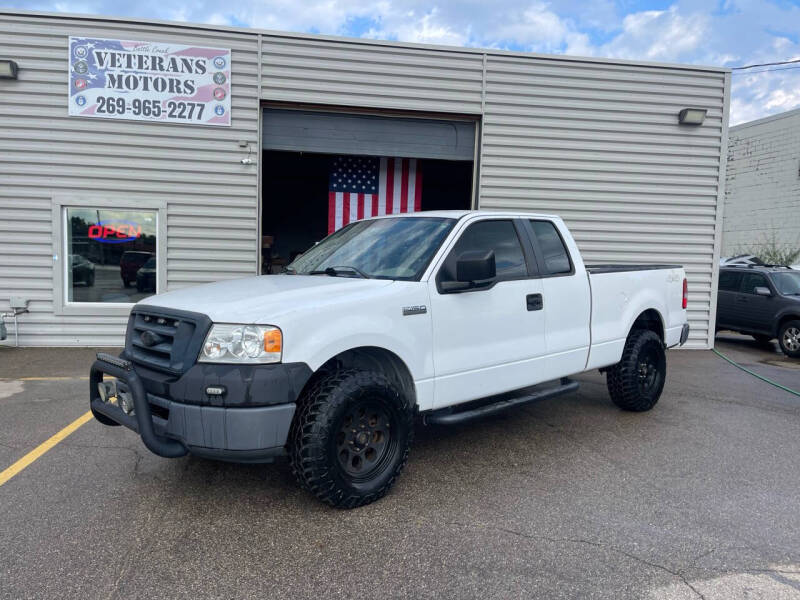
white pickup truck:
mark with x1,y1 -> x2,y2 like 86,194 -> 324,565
90,211 -> 689,507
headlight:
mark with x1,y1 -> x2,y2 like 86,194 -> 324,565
199,324 -> 282,364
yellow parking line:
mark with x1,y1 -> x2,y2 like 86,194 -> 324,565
0,410 -> 94,487
18,376 -> 90,381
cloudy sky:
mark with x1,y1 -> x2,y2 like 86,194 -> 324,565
6,0 -> 800,124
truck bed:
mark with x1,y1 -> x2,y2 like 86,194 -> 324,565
586,263 -> 686,370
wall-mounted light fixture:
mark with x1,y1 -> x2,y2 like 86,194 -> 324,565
0,59 -> 19,80
678,108 -> 707,125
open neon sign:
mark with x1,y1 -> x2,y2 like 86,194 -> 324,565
88,220 -> 142,244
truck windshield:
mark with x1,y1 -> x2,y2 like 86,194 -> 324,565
772,271 -> 800,295
287,217 -> 456,281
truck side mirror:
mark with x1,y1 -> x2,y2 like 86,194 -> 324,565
456,250 -> 496,282
754,286 -> 772,297
440,250 -> 497,293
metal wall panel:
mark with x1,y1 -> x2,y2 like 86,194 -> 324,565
480,57 -> 729,348
0,12 -> 260,346
260,34 -> 484,114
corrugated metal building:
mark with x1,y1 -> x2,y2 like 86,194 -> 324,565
0,9 -> 730,348
724,108 -> 800,257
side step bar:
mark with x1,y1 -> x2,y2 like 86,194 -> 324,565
423,378 -> 580,426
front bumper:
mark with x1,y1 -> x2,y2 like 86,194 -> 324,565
90,353 -> 297,462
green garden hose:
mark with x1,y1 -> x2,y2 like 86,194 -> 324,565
712,348 -> 800,398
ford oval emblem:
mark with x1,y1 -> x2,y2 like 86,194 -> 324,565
140,330 -> 163,347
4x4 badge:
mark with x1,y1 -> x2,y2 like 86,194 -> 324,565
402,305 -> 427,316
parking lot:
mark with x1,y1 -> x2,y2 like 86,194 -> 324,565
1,338 -> 799,600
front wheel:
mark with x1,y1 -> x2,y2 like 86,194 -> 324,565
606,329 -> 666,412
778,321 -> 800,358
289,369 -> 414,508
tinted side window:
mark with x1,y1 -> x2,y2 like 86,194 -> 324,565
718,271 -> 742,291
441,220 -> 527,281
530,220 -> 572,274
740,273 -> 769,295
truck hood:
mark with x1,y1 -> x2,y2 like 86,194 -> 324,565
137,274 -> 395,323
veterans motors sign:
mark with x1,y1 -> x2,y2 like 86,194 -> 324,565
68,37 -> 231,126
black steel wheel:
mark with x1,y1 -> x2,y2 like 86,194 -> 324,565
335,401 -> 396,481
289,369 -> 414,508
607,329 -> 666,412
778,320 -> 800,358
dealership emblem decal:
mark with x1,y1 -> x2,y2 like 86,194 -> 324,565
213,56 -> 226,69
73,60 -> 88,74
214,105 -> 225,116
213,72 -> 226,85
74,45 -> 88,58
213,87 -> 226,101
75,95 -> 86,106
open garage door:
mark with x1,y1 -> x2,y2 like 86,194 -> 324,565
259,108 -> 477,274
262,108 -> 476,160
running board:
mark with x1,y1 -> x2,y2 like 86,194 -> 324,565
423,378 -> 579,426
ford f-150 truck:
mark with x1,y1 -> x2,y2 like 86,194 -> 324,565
90,211 -> 690,508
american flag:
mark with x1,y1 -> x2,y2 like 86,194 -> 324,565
328,156 -> 422,233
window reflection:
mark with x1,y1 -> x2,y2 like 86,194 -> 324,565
66,208 -> 158,303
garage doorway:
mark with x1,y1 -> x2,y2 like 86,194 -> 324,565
260,108 -> 477,274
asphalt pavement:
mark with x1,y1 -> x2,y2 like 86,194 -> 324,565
0,338 -> 799,599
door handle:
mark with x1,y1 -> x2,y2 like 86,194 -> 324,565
526,293 -> 543,311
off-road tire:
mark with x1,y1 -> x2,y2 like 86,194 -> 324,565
778,320 -> 800,358
606,329 -> 666,412
289,369 -> 414,508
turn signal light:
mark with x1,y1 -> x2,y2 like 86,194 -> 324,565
264,328 -> 282,353
682,278 -> 688,309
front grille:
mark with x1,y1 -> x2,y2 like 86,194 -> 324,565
125,307 -> 211,375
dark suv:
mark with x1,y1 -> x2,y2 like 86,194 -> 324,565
716,265 -> 800,358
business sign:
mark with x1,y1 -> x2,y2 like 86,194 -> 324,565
68,37 -> 231,126
88,220 -> 142,244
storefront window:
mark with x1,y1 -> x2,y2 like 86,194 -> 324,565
65,207 -> 158,303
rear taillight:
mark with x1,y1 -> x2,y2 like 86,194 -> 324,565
682,278 -> 688,309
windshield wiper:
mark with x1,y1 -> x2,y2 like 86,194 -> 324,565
309,266 -> 369,279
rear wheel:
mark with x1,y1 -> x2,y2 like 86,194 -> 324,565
289,369 -> 414,508
778,321 -> 800,358
606,329 -> 666,412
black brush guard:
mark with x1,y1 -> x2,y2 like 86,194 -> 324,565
89,352 -> 188,458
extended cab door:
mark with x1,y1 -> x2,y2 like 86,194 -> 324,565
428,218 -> 546,409
522,219 -> 591,378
